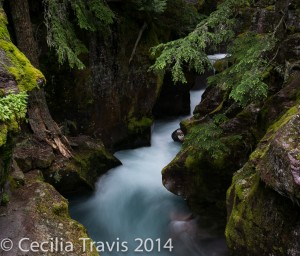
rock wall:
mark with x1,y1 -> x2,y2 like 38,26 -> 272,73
0,171 -> 99,256
161,0 -> 300,253
40,0 -> 200,150
0,8 -> 116,253
226,83 -> 300,254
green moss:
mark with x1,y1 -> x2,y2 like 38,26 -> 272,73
249,105 -> 299,164
265,105 -> 298,139
185,155 -> 197,168
1,192 -> 9,206
128,116 -> 153,133
0,9 -> 45,92
52,201 -> 69,217
0,124 -> 8,147
0,9 -> 9,40
249,144 -> 270,162
0,8 -> 45,159
0,40 -> 45,92
226,169 -> 260,250
265,5 -> 275,11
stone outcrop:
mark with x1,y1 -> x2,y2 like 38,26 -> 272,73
39,1 -> 199,151
162,0 -> 300,254
0,8 -> 117,253
13,136 -> 121,195
0,171 -> 98,256
226,97 -> 300,255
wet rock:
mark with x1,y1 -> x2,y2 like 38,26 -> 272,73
10,160 -> 25,187
225,74 -> 300,254
13,138 -> 55,172
45,136 -> 121,195
193,86 -> 226,117
0,170 -> 98,256
171,129 -> 184,142
256,105 -> 300,202
153,73 -> 191,118
226,164 -> 300,256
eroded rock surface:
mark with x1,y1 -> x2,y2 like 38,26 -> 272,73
0,171 -> 98,256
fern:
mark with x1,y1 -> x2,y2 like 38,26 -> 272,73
0,92 -> 28,123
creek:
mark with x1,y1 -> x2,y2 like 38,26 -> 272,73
69,55 -> 228,256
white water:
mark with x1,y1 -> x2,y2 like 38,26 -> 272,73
207,54 -> 229,62
70,65 -> 228,256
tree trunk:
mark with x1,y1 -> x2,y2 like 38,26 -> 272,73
9,0 -> 72,158
8,0 -> 39,67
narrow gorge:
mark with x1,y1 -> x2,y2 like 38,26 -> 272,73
0,0 -> 299,256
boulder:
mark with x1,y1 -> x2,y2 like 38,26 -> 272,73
171,129 -> 184,142
226,76 -> 300,255
45,136 -> 121,195
0,170 -> 98,256
13,139 -> 55,172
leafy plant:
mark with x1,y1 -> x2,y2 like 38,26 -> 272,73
0,92 -> 28,124
150,0 -> 283,107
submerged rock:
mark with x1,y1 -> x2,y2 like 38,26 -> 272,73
171,129 -> 185,142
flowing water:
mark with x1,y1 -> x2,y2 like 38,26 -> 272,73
69,59 -> 228,256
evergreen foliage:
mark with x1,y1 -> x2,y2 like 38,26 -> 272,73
183,122 -> 229,160
150,0 -> 249,83
130,0 -> 167,14
209,33 -> 276,106
150,0 -> 279,106
43,0 -> 115,69
183,115 -> 242,160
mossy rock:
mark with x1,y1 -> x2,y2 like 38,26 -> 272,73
0,170 -> 99,255
0,7 -> 44,157
226,165 -> 300,255
0,9 -> 44,92
45,136 -> 121,195
226,79 -> 300,254
127,116 -> 153,134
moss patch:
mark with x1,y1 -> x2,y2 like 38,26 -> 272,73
226,163 -> 300,255
0,192 -> 9,206
0,124 -> 8,147
128,116 -> 153,133
0,9 -> 45,92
